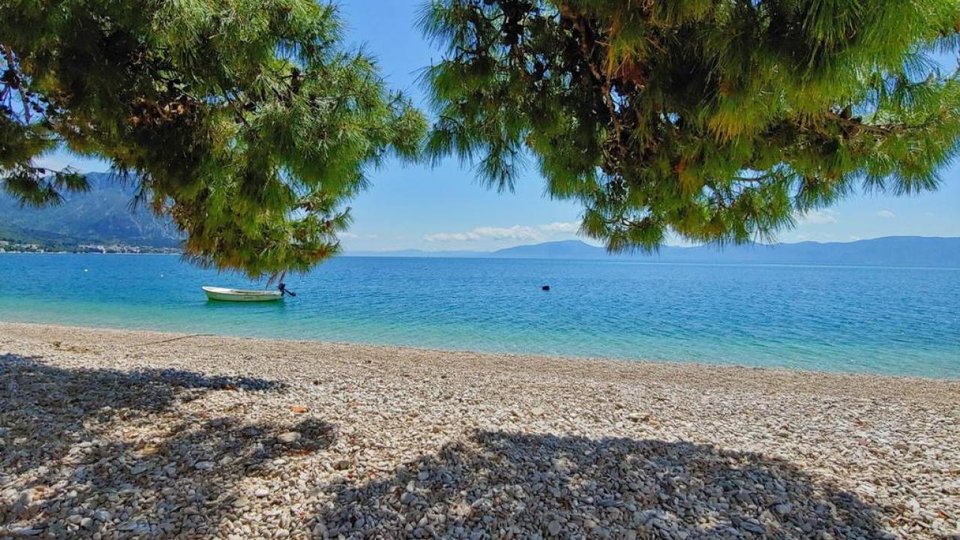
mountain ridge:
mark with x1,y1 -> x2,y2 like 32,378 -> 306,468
348,237 -> 960,267
0,172 -> 181,248
2,177 -> 957,266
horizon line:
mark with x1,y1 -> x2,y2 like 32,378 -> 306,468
343,234 -> 958,254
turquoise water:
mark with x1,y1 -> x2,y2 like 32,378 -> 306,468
0,254 -> 957,378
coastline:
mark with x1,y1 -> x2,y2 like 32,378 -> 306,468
3,254 -> 958,379
1,322 -> 958,537
2,320 -> 959,384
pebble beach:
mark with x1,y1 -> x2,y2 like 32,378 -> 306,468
1,322 -> 958,539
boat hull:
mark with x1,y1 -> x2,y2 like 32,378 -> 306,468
202,286 -> 283,302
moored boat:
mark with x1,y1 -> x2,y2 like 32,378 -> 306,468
202,286 -> 283,302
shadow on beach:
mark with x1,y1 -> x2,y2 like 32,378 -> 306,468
1,354 -> 893,538
315,431 -> 890,539
0,353 -> 332,537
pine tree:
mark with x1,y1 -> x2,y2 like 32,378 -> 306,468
421,0 -> 960,250
1,0 -> 425,276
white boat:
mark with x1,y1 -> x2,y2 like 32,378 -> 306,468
202,286 -> 283,302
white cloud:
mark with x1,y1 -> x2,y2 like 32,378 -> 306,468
339,232 -> 359,239
35,152 -> 110,174
424,225 -> 544,243
799,209 -> 838,225
538,221 -> 581,233
663,234 -> 699,247
877,209 -> 896,219
424,221 -> 589,243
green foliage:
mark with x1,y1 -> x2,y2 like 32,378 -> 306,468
422,0 -> 960,249
1,0 -> 426,276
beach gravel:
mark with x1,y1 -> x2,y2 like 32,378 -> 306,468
0,322 -> 958,539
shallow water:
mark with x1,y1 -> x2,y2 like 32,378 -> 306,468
0,254 -> 957,378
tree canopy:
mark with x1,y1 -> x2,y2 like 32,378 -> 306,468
421,0 -> 960,250
3,1 -> 960,275
1,0 -> 425,276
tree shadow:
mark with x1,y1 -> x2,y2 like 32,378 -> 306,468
0,353 -> 333,537
0,352 -> 288,473
0,353 -> 898,538
316,431 -> 891,539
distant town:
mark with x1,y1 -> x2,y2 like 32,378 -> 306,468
0,240 -> 179,254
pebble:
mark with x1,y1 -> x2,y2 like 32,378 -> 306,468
5,528 -> 42,536
277,431 -> 301,444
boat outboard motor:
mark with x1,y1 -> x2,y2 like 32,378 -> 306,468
278,282 -> 297,297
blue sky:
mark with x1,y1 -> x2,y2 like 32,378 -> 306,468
39,0 -> 960,252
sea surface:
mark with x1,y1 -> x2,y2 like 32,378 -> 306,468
0,254 -> 957,378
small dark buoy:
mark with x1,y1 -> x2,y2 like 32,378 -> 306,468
541,285 -> 550,291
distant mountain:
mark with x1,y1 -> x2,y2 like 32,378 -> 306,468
0,172 -> 181,248
349,237 -> 960,268
492,237 -> 960,267
347,248 -> 487,258
4,177 -> 957,267
494,240 -> 603,259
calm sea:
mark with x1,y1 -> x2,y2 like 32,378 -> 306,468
0,254 -> 957,378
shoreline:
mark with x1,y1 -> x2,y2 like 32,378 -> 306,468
2,320 -> 957,383
2,322 -> 958,537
